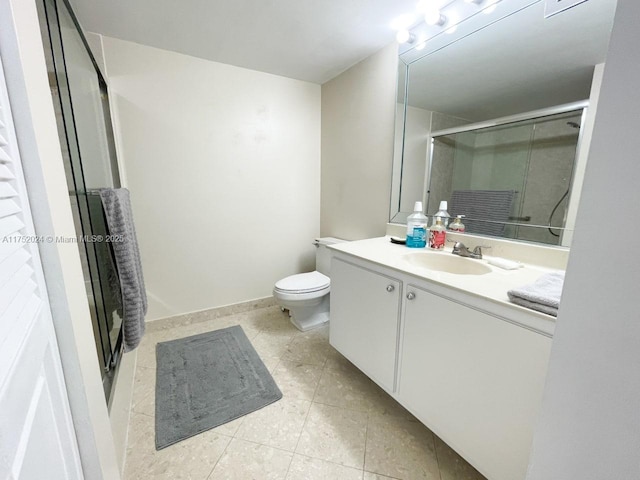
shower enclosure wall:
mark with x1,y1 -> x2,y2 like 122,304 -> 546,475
38,0 -> 123,401
428,109 -> 584,246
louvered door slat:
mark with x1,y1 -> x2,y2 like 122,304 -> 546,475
0,198 -> 20,218
0,163 -> 15,180
0,278 -> 38,329
0,263 -> 35,315
0,215 -> 24,237
0,182 -> 18,198
0,237 -> 25,264
0,248 -> 30,288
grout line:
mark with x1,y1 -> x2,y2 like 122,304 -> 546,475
363,411 -> 370,475
432,432 -> 445,480
292,452 -> 366,475
291,393 -> 314,458
205,435 -> 233,480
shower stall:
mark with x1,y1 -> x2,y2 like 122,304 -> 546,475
427,106 -> 584,245
38,0 -> 123,401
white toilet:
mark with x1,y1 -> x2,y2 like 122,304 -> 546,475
273,237 -> 345,332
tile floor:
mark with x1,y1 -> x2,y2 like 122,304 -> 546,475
124,305 -> 486,480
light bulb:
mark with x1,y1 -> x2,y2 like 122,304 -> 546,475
424,7 -> 446,26
444,13 -> 459,34
396,29 -> 415,44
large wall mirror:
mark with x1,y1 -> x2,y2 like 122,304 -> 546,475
390,0 -> 617,247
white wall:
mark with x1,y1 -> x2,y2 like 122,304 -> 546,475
527,1 -> 640,478
100,37 -> 321,320
321,43 -> 398,240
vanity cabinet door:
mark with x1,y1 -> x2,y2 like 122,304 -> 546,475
398,284 -> 552,480
329,257 -> 402,393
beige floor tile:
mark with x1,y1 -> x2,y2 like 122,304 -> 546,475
260,355 -> 282,373
136,329 -> 177,369
364,415 -> 440,480
125,412 -> 157,457
235,398 -> 311,451
313,356 -> 382,413
124,412 -> 231,480
211,416 -> 246,437
250,331 -> 294,359
248,307 -> 295,334
363,472 -> 399,480
285,454 -> 364,480
208,438 -> 293,480
272,360 -> 324,401
282,333 -> 332,366
435,436 -> 487,480
126,306 -> 485,480
131,366 -> 156,417
365,388 -> 419,422
295,403 -> 368,469
135,342 -> 156,370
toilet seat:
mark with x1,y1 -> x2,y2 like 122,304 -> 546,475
274,271 -> 330,294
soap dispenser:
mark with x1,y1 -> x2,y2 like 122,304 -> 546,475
434,201 -> 450,228
429,216 -> 446,249
406,201 -> 428,248
449,215 -> 466,233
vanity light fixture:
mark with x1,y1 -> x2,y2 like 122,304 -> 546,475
445,13 -> 460,34
396,29 -> 416,44
424,7 -> 447,26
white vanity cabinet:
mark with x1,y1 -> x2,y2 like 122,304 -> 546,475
329,257 -> 402,393
399,284 -> 552,480
328,249 -> 553,480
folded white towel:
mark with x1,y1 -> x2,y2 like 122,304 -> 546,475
507,271 -> 565,317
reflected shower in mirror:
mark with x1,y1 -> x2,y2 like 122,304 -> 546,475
389,0 -> 617,247
429,107 -> 583,246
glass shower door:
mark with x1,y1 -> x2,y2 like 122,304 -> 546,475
38,0 -> 123,401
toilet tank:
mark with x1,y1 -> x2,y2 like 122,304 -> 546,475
315,237 -> 346,276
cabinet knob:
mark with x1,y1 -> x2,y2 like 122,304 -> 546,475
386,285 -> 395,292
406,292 -> 416,300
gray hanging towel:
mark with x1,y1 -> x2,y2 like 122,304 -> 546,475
449,190 -> 516,236
99,188 -> 147,351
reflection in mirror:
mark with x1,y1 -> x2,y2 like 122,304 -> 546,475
429,106 -> 583,246
389,0 -> 617,247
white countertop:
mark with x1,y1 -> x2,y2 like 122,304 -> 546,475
329,236 -> 561,335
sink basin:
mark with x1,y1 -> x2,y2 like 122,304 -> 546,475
403,252 -> 492,275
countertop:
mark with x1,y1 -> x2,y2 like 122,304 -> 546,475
329,236 -> 561,336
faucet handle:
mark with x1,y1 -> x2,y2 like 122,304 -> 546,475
452,242 -> 467,256
471,245 -> 491,258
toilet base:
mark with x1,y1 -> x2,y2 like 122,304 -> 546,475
285,295 -> 330,332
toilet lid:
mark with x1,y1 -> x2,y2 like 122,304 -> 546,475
275,271 -> 330,294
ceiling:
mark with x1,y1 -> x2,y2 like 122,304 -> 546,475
68,0 -> 418,84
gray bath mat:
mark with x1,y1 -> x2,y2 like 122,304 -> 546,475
155,325 -> 282,449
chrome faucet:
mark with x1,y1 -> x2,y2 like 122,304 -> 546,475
451,242 -> 488,260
